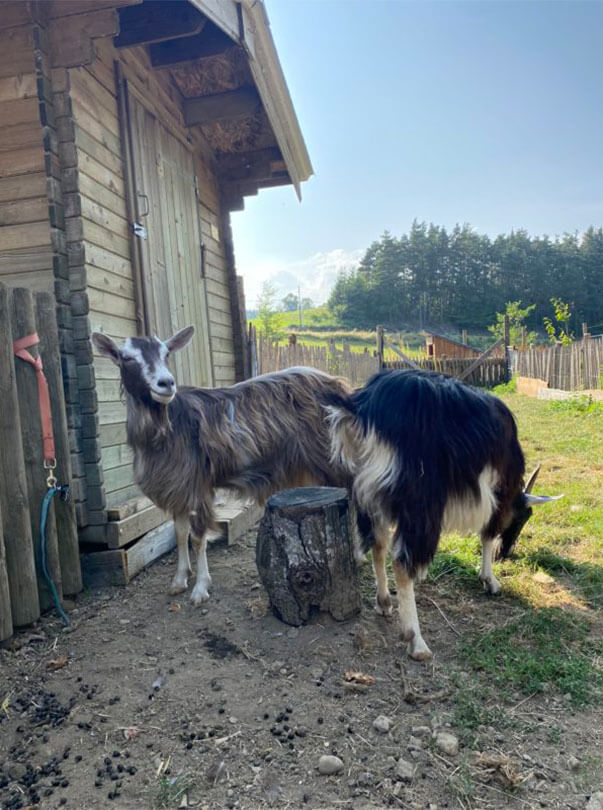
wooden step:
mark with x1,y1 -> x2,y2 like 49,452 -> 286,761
81,497 -> 264,587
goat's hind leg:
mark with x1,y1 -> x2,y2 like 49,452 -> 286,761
170,515 -> 192,595
189,506 -> 213,606
356,509 -> 392,617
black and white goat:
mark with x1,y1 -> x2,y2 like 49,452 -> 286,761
328,368 -> 561,660
92,327 -> 351,605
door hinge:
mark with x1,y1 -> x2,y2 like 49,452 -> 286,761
133,222 -> 147,239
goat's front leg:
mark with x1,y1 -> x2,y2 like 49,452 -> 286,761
189,505 -> 213,606
392,560 -> 432,661
170,515 -> 192,595
479,535 -> 502,595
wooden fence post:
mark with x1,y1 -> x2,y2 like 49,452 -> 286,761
0,284 -> 40,626
35,292 -> 82,596
248,323 -> 258,377
0,498 -> 13,641
11,287 -> 63,611
503,315 -> 510,382
376,325 -> 384,369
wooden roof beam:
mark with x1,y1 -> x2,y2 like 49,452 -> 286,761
216,147 -> 281,173
222,173 -> 291,201
114,1 -> 205,49
150,24 -> 235,69
183,88 -> 260,127
220,164 -> 288,184
217,147 -> 284,182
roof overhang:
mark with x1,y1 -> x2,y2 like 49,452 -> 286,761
189,0 -> 312,200
189,0 -> 313,199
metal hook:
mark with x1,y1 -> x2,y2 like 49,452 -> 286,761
136,191 -> 150,218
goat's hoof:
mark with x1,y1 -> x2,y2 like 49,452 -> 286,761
375,593 -> 393,617
408,640 -> 433,661
169,578 -> 188,595
191,584 -> 211,606
480,576 -> 502,596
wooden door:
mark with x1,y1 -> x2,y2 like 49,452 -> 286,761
126,91 -> 213,388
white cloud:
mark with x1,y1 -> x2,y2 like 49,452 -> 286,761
238,248 -> 363,310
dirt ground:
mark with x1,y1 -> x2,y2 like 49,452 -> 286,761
1,526 -> 601,810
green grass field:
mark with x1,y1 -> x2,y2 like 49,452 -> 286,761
249,307 -> 429,357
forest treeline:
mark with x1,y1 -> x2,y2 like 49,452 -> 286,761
327,222 -> 603,333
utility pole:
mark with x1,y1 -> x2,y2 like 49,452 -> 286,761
298,283 -> 302,329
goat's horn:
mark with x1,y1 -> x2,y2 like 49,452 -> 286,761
524,493 -> 564,506
524,465 -> 541,493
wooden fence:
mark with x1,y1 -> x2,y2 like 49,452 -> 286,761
0,282 -> 81,642
255,335 -> 507,388
516,337 -> 602,391
256,337 -> 380,386
383,357 -> 507,386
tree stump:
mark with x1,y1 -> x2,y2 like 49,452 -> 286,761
256,487 -> 361,626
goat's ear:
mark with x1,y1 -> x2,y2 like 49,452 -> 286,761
165,325 -> 194,353
92,332 -> 121,365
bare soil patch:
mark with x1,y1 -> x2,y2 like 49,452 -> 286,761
1,527 -> 601,810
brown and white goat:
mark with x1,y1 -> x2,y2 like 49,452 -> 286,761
92,327 -> 351,605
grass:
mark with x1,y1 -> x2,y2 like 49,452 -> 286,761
458,608 -> 602,706
155,773 -> 196,808
249,307 -> 428,356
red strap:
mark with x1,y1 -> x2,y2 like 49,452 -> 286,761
13,332 -> 56,464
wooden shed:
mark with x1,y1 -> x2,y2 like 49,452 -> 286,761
424,330 -> 482,360
0,1 -> 311,567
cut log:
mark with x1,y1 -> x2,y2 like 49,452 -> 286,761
256,487 -> 361,626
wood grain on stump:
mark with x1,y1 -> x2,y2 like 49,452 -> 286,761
256,487 -> 361,626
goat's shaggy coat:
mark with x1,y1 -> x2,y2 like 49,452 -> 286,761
129,368 -> 352,535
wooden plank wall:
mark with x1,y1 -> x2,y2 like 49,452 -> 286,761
66,44 -> 139,513
0,6 -> 53,290
65,35 -> 237,514
195,156 -> 237,386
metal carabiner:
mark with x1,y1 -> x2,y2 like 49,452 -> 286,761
44,458 -> 57,489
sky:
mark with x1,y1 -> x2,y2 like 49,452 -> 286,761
230,0 -> 603,309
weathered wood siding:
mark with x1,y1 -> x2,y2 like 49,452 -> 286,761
0,8 -> 52,290
65,37 -> 236,512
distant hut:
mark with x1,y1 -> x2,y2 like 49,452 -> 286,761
423,330 -> 482,360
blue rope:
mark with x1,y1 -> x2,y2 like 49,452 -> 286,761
39,487 -> 71,627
